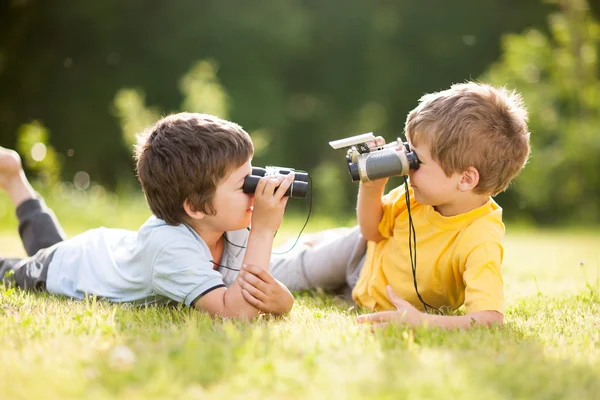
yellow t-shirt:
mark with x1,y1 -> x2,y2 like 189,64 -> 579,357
352,185 -> 505,314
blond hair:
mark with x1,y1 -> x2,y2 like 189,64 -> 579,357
405,82 -> 530,195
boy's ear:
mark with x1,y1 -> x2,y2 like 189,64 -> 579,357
458,167 -> 480,192
183,198 -> 206,220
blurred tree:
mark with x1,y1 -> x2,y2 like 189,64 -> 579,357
113,89 -> 160,149
0,0 -> 555,217
113,59 -> 231,152
483,0 -> 600,224
180,60 -> 229,119
15,121 -> 62,188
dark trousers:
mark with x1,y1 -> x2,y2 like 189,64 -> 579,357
0,198 -> 66,291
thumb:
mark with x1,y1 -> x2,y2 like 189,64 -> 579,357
386,285 -> 405,308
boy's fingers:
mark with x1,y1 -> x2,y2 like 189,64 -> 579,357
254,176 -> 268,196
240,270 -> 267,292
239,279 -> 267,301
243,264 -> 276,284
273,173 -> 295,200
261,176 -> 283,197
386,285 -> 409,309
356,311 -> 401,324
241,288 -> 266,309
368,136 -> 385,148
366,322 -> 389,333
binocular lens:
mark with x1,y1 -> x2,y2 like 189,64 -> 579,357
242,167 -> 308,198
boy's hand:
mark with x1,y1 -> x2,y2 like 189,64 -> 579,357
361,136 -> 389,189
367,135 -> 386,150
251,173 -> 295,233
238,264 -> 294,315
356,286 -> 424,327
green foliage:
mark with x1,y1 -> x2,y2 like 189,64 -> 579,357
311,161 -> 347,218
0,0 -> 553,219
180,60 -> 230,118
483,0 -> 600,224
113,89 -> 161,149
113,59 -> 231,155
15,121 -> 62,188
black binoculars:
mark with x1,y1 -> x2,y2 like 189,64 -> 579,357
243,167 -> 309,198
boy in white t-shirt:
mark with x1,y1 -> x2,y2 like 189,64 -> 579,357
0,112 -> 294,318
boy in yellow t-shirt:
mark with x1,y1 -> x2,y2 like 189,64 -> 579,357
263,82 -> 530,329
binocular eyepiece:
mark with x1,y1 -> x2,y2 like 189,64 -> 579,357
243,167 -> 309,198
329,132 -> 420,183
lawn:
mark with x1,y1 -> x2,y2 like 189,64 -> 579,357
0,192 -> 599,399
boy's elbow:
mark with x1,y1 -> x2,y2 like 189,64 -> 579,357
220,298 -> 261,320
491,312 -> 504,326
472,310 -> 503,327
224,309 -> 261,320
193,288 -> 261,320
361,228 -> 384,242
209,306 -> 261,320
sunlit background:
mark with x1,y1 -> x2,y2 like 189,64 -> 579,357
0,0 -> 599,227
1,2 -> 600,398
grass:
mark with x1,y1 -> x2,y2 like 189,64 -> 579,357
1,191 -> 599,399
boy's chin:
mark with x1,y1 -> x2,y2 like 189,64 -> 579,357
412,192 -> 438,207
237,218 -> 252,231
233,222 -> 251,231
221,219 -> 251,233
411,191 -> 427,205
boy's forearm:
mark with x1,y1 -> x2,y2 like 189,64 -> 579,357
242,228 -> 275,270
357,183 -> 385,241
194,283 -> 261,319
221,281 -> 261,318
274,280 -> 294,315
423,311 -> 504,329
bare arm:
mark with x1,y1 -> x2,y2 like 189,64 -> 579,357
357,181 -> 386,242
193,174 -> 295,319
422,310 -> 503,329
356,136 -> 388,242
238,265 -> 294,315
193,283 -> 259,319
242,228 -> 276,274
191,229 -> 281,319
357,286 -> 504,330
194,266 -> 295,319
192,229 -> 279,319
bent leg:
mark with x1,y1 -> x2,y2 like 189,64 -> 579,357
0,246 -> 54,291
0,257 -> 23,287
0,147 -> 36,208
270,226 -> 367,292
17,198 -> 66,256
0,147 -> 66,256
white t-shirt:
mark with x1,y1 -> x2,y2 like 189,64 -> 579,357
45,216 -> 248,306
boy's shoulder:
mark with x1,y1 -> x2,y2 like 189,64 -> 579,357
140,216 -> 196,237
457,199 -> 505,249
138,216 -> 207,253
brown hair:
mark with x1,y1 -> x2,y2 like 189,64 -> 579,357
135,112 -> 253,225
405,82 -> 530,195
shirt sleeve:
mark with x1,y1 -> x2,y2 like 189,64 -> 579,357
462,241 -> 505,314
152,241 -> 225,306
378,185 -> 408,239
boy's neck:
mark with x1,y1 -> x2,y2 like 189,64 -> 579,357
184,218 -> 225,261
433,193 -> 489,217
